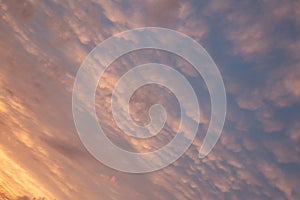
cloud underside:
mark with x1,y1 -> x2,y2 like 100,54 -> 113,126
0,0 -> 299,199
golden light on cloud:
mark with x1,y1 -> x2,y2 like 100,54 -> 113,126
0,146 -> 54,199
0,101 -> 7,113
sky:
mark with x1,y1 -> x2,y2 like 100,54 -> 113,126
0,0 -> 300,199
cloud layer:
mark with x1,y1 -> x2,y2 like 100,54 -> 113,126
0,0 -> 299,199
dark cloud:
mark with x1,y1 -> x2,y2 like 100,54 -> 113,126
146,0 -> 181,27
41,136 -> 87,160
6,0 -> 35,22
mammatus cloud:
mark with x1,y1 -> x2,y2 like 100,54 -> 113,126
0,0 -> 299,199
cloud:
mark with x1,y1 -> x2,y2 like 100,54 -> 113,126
264,64 -> 300,107
218,0 -> 300,61
5,0 -> 35,22
146,0 -> 181,27
0,0 -> 300,199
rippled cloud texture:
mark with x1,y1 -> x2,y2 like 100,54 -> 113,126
0,0 -> 299,199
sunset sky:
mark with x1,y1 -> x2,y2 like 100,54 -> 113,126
0,0 -> 300,199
